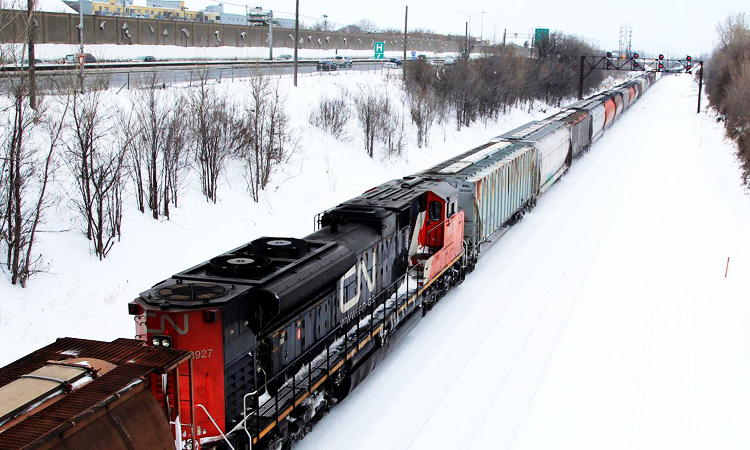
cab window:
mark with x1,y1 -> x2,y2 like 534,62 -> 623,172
429,201 -> 442,222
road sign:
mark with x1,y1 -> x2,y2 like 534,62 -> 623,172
374,41 -> 385,59
534,28 -> 549,44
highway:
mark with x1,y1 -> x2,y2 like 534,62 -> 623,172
0,59 -> 388,93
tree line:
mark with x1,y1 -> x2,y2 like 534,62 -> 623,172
0,67 -> 289,286
310,32 -> 605,154
706,13 -> 750,186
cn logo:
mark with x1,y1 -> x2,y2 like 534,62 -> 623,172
146,312 -> 189,335
338,251 -> 377,313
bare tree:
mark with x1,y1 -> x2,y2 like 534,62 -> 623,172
188,77 -> 234,203
707,14 -> 750,184
717,13 -> 748,48
356,19 -> 378,34
0,90 -> 67,286
353,83 -> 381,157
377,87 -> 406,157
310,94 -> 350,139
235,75 -> 289,201
130,77 -> 187,218
406,82 -> 442,148
65,90 -> 126,259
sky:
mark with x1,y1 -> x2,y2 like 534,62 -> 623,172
184,0 -> 747,57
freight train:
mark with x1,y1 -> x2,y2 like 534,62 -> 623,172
0,72 -> 659,450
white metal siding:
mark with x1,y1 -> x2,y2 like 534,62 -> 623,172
534,127 -> 571,193
590,104 -> 606,143
465,146 -> 535,244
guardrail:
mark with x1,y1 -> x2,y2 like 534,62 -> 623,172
0,58 -> 396,73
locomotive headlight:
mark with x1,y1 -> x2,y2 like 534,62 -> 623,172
151,335 -> 172,347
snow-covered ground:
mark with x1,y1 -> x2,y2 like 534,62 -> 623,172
21,42 -> 459,62
0,69 -> 546,367
290,75 -> 750,450
1,68 -> 747,449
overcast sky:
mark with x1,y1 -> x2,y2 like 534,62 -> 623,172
190,0 -> 747,57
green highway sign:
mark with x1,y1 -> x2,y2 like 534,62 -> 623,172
534,28 -> 549,45
374,41 -> 385,59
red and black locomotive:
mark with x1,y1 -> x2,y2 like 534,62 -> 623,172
129,176 -> 466,449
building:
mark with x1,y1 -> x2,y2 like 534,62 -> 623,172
273,18 -> 295,29
205,3 -> 246,25
89,0 -> 222,22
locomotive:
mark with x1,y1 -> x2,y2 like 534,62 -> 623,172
129,176 -> 466,449
0,71 -> 660,450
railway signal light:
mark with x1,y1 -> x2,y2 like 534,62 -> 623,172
633,52 -> 639,59
606,51 -> 613,58
686,64 -> 692,72
658,62 -> 664,71
659,54 -> 664,60
686,55 -> 692,62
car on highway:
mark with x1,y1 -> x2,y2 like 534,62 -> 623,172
388,57 -> 403,66
132,55 -> 156,62
333,55 -> 352,68
316,60 -> 337,71
444,57 -> 456,65
63,53 -> 97,64
383,61 -> 399,69
275,54 -> 292,61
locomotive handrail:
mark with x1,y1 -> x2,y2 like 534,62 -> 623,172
242,257 -> 443,445
242,391 -> 258,449
196,404 -> 236,450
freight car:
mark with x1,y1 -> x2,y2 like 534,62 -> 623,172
0,338 -> 192,450
0,72 -> 660,450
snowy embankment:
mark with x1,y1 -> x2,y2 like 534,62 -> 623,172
21,42 -> 457,62
0,69 -> 549,366
292,74 -> 750,450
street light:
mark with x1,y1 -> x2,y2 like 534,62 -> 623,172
456,11 -> 483,58
456,11 -> 484,39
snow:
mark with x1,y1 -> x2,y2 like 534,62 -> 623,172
289,75 -> 750,450
0,69 -> 543,367
4,0 -> 76,14
24,42 -> 459,62
1,65 -> 748,449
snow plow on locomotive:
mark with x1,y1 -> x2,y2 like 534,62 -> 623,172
128,177 -> 466,449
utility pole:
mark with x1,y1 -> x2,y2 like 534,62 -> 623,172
293,0 -> 299,86
464,21 -> 468,59
529,36 -> 533,58
78,0 -> 84,92
27,0 -> 36,109
403,5 -> 408,81
503,28 -> 506,46
268,10 -> 273,60
697,62 -> 704,114
480,13 -> 483,43
577,55 -> 584,99
323,14 -> 327,31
